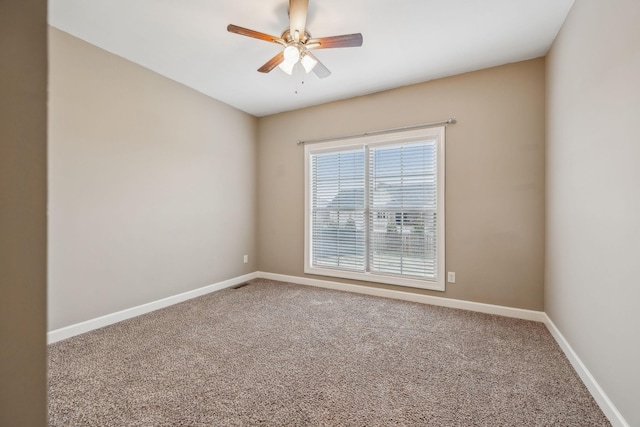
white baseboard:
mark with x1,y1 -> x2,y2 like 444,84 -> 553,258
256,272 -> 546,322
543,315 -> 629,427
47,272 -> 258,344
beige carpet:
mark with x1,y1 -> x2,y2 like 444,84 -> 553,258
48,279 -> 610,426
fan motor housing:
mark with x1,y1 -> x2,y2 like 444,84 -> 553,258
281,28 -> 311,44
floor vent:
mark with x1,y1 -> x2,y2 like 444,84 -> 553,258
231,282 -> 251,290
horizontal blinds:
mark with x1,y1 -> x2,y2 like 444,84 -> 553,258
369,141 -> 438,279
309,140 -> 439,281
310,149 -> 366,271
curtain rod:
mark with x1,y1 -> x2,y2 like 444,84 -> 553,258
296,118 -> 456,145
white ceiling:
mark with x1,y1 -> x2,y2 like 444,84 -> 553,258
49,0 -> 574,117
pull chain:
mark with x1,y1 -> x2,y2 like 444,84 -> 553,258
293,63 -> 305,94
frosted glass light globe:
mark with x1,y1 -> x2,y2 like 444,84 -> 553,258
283,45 -> 300,63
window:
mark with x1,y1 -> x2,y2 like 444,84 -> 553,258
304,126 -> 445,290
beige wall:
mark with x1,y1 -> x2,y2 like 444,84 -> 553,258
546,1 -> 640,425
48,28 -> 258,330
258,59 -> 545,310
0,1 -> 48,425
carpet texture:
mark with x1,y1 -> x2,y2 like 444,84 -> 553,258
48,279 -> 610,426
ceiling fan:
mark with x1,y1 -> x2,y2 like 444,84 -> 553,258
227,0 -> 363,79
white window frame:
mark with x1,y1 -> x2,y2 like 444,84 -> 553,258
304,126 -> 446,291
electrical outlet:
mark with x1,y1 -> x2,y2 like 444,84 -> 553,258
243,255 -> 248,264
447,272 -> 456,283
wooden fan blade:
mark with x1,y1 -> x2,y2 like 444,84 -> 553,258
227,24 -> 285,45
257,51 -> 285,73
289,0 -> 308,41
306,52 -> 331,79
307,33 -> 363,49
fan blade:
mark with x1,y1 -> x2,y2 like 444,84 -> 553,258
307,33 -> 363,49
289,0 -> 308,41
306,52 -> 331,79
227,24 -> 285,45
257,51 -> 285,73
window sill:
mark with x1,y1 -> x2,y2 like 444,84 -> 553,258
304,265 -> 445,291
